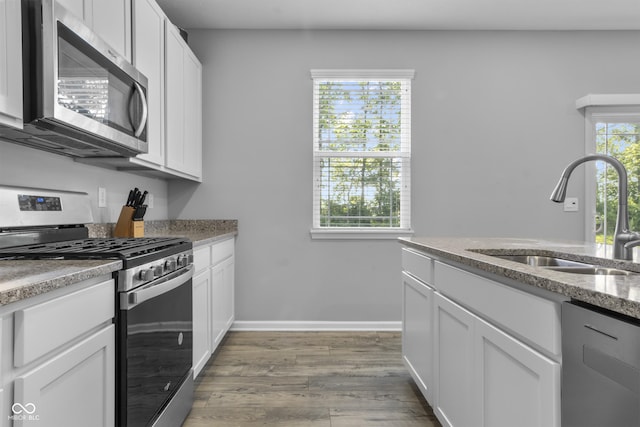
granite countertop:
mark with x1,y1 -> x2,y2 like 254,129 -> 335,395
0,259 -> 122,307
0,219 -> 238,307
87,219 -> 238,247
400,237 -> 640,320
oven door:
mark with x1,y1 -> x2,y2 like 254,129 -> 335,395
118,265 -> 193,427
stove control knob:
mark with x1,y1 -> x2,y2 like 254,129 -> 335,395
153,265 -> 164,276
139,268 -> 155,281
177,255 -> 189,268
165,259 -> 177,271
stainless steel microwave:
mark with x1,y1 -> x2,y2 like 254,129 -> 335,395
0,0 -> 149,157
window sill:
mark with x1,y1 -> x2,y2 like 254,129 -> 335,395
310,228 -> 415,240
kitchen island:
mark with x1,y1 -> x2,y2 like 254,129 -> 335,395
400,236 -> 640,319
399,236 -> 640,427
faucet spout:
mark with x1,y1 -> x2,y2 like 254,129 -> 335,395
550,154 -> 639,260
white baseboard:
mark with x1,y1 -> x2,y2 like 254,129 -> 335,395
230,320 -> 401,331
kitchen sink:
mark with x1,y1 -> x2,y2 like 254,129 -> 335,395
490,254 -> 591,267
486,253 -> 637,276
545,266 -> 636,276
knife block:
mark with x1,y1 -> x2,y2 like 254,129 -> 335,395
114,206 -> 144,238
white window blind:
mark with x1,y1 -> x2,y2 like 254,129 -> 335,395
311,69 -> 414,238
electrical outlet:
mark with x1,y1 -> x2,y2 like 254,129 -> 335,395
148,193 -> 154,208
98,187 -> 107,208
564,197 -> 579,212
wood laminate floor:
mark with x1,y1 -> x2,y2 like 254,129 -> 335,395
183,331 -> 442,427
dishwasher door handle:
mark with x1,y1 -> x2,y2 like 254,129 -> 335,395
584,323 -> 618,340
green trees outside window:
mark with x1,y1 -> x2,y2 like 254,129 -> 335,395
595,121 -> 640,244
314,79 -> 410,228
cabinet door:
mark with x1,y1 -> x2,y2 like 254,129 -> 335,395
132,0 -> 165,166
14,325 -> 114,427
90,0 -> 131,61
221,255 -> 234,331
210,261 -> 225,353
165,24 -> 186,173
192,269 -> 211,378
434,293 -> 477,427
475,318 -> 560,427
0,0 -> 23,128
165,23 -> 202,180
182,47 -> 202,178
210,255 -> 234,352
402,272 -> 434,403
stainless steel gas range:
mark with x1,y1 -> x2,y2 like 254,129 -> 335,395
0,185 -> 194,426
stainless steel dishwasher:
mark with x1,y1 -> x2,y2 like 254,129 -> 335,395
562,301 -> 640,427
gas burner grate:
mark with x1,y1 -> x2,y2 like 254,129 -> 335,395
0,237 -> 191,260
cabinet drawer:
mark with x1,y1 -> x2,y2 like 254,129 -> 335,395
434,261 -> 561,357
14,279 -> 114,367
193,245 -> 211,273
211,237 -> 234,266
402,248 -> 433,285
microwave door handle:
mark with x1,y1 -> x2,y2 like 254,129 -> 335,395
121,265 -> 194,310
131,81 -> 148,138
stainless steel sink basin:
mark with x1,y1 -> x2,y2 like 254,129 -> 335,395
545,266 -> 636,276
487,253 -> 637,276
490,254 -> 591,267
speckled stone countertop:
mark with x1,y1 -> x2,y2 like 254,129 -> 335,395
0,259 -> 122,307
0,219 -> 237,307
400,237 -> 640,320
87,219 -> 238,246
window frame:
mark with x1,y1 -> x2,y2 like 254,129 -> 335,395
584,106 -> 640,252
310,69 -> 415,240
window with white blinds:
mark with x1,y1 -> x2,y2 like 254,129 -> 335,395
311,69 -> 414,238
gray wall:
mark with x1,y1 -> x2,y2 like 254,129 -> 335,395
0,140 -> 169,222
170,29 -> 640,323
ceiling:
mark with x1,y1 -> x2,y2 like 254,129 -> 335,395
155,0 -> 640,31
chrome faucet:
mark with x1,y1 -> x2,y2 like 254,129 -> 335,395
550,154 -> 640,260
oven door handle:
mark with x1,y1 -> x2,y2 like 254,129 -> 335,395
121,265 -> 194,310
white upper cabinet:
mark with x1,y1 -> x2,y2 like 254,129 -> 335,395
56,0 -> 132,61
132,0 -> 166,166
0,0 -> 23,129
76,0 -> 203,181
165,22 -> 203,181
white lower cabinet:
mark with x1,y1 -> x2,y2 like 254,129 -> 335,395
192,237 -> 235,378
434,293 -> 476,427
402,271 -> 434,403
210,256 -> 234,350
192,268 -> 211,378
1,276 -> 115,427
14,325 -> 114,427
475,316 -> 560,427
433,292 -> 560,427
402,249 -> 561,427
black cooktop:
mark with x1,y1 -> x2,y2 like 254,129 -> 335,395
0,237 -> 192,268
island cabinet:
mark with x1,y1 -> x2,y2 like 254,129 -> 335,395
55,0 -> 132,61
401,247 -> 562,427
192,237 -> 235,378
401,249 -> 435,403
0,0 -> 22,129
0,276 -> 115,427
